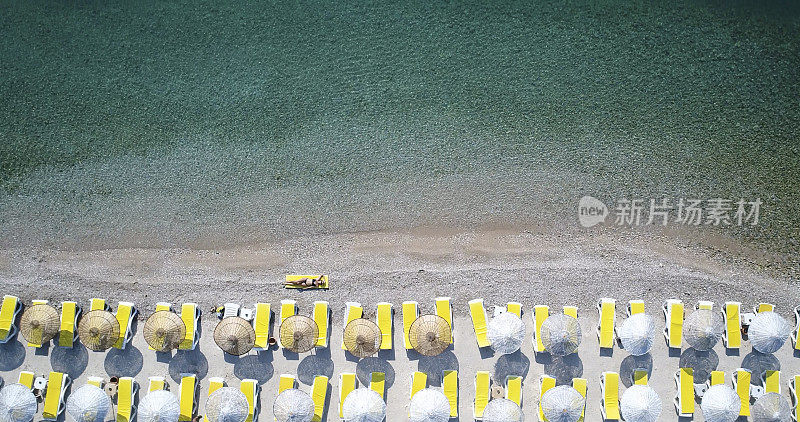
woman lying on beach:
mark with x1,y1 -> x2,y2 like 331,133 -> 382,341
286,275 -> 325,288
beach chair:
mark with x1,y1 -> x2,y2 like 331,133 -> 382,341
633,370 -> 648,385
627,300 -> 645,317
377,302 -> 393,350
116,377 -> 138,422
0,295 -> 22,343
58,301 -> 81,348
794,306 -> 800,351
597,298 -> 616,349
532,305 -> 550,353
179,303 -> 200,350
223,303 -> 240,319
279,300 -> 296,324
763,370 -> 781,394
401,301 -> 418,350
370,372 -> 386,399
285,274 -> 329,289
696,300 -> 714,310
723,301 -> 742,349
90,298 -> 110,311
563,305 -> 579,319
178,374 -> 198,422
87,376 -> 105,388
208,377 -> 225,395
436,297 -> 453,343
468,299 -> 490,348
311,375 -> 328,422
572,378 -> 587,421
113,302 -> 138,349
342,302 -> 363,350
709,370 -> 725,387
18,371 -> 35,389
27,299 -> 50,347
732,368 -> 751,417
312,301 -> 330,348
148,376 -> 167,392
43,371 -> 71,420
443,370 -> 458,417
411,371 -> 427,399
474,371 -> 490,420
673,368 -> 694,417
339,373 -> 357,418
278,374 -> 295,393
755,303 -> 775,313
507,302 -> 523,318
240,379 -> 260,422
538,375 -> 556,421
600,371 -> 621,420
505,375 -> 522,406
252,303 -> 271,350
789,375 -> 800,422
663,299 -> 684,349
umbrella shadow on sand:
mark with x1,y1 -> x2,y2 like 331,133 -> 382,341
234,351 -> 275,384
298,349 -> 334,385
493,351 -> 530,384
356,357 -> 396,387
0,339 -> 26,371
543,354 -> 583,385
679,348 -> 719,382
104,345 -> 144,377
417,351 -> 458,386
619,353 -> 653,388
741,350 -> 780,386
51,342 -> 89,378
169,348 -> 209,382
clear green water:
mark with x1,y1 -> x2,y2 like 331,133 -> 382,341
1,1 -> 798,255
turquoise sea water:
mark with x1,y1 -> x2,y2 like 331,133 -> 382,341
1,1 -> 798,257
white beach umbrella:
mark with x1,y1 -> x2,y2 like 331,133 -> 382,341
341,388 -> 385,422
138,390 -> 180,422
273,389 -> 314,422
66,384 -> 112,422
540,385 -> 584,422
488,312 -> 525,354
0,383 -> 38,422
749,312 -> 791,354
617,314 -> 656,356
752,392 -> 791,422
684,309 -> 724,351
700,385 -> 740,422
620,385 -> 661,422
408,388 -> 450,422
541,314 -> 582,356
482,398 -> 524,422
205,387 -> 249,422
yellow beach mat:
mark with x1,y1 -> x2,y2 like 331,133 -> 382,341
285,275 -> 329,289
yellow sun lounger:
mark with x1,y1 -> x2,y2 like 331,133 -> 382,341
436,297 -> 453,343
339,373 -> 357,418
240,379 -> 260,422
723,301 -> 742,349
58,301 -> 81,348
18,371 -> 35,389
755,303 -> 775,313
674,368 -> 694,417
468,299 -> 490,348
179,303 -> 200,350
370,372 -> 386,399
600,371 -> 620,420
116,377 -> 138,422
148,376 -> 167,392
474,371 -> 490,420
763,370 -> 781,394
572,378 -> 587,421
794,306 -> 800,351
208,377 -> 225,395
411,371 -> 427,399
539,375 -> 556,421
252,303 -> 271,350
732,369 -> 751,417
178,374 -> 198,422
697,300 -> 714,310
87,376 -> 105,388
27,299 -> 49,347
627,300 -> 645,317
507,302 -> 523,318
90,298 -> 109,311
505,375 -> 522,406
43,371 -> 71,421
532,305 -> 550,353
709,371 -> 725,386
113,302 -> 138,349
789,375 -> 800,422
311,375 -> 328,422
342,302 -> 363,350
597,298 -> 616,349
285,274 -> 329,289
634,370 -> 649,385
0,295 -> 22,343
443,370 -> 458,417
312,301 -> 330,348
663,299 -> 684,349
377,302 -> 393,350
280,300 -> 297,324
278,374 -> 296,393
563,305 -> 579,319
401,301 -> 418,350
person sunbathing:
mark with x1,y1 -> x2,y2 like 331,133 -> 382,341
287,275 -> 325,287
